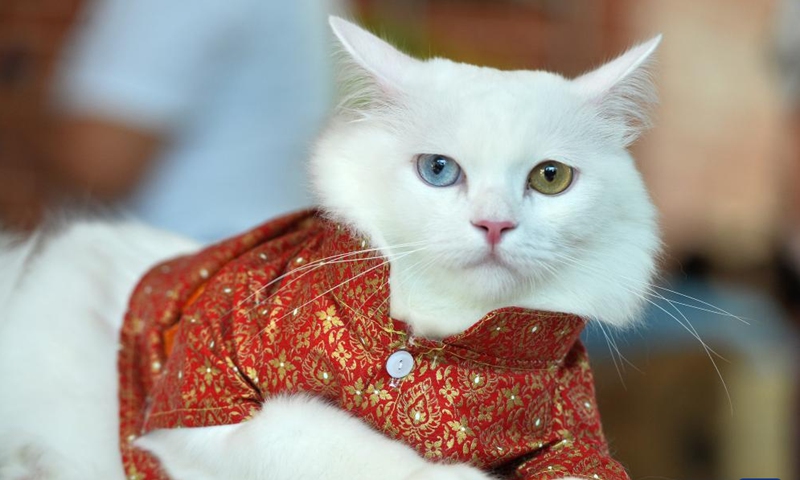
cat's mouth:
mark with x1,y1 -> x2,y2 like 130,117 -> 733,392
467,248 -> 513,269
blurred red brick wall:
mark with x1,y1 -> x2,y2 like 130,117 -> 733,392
352,0 -> 643,74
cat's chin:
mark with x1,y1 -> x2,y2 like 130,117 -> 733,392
460,252 -> 544,291
388,256 -> 536,338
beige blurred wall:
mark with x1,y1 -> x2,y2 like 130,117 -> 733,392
630,0 -> 786,269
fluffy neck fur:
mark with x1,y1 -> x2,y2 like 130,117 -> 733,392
312,18 -> 662,339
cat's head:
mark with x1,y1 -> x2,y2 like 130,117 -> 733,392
311,17 -> 661,336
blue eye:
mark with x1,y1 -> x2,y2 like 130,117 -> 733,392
416,154 -> 462,187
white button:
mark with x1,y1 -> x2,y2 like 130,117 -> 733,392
385,350 -> 414,378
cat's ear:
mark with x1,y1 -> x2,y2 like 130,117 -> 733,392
573,35 -> 662,145
329,16 -> 419,92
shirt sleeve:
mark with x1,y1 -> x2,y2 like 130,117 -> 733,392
143,318 -> 264,431
515,441 -> 630,480
54,0 -> 249,130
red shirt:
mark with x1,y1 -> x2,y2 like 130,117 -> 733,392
119,211 -> 629,480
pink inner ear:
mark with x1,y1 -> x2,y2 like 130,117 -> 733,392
572,35 -> 661,145
574,35 -> 662,95
328,16 -> 419,90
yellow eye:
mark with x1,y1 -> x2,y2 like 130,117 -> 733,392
528,160 -> 574,195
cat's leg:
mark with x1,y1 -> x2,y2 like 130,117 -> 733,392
0,221 -> 197,479
136,394 -> 493,480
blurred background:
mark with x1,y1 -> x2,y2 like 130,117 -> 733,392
0,0 -> 798,478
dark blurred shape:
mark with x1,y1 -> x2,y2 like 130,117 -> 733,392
776,250 -> 800,313
0,44 -> 31,86
0,0 -> 79,231
679,253 -> 713,279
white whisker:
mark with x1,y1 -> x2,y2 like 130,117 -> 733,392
650,285 -> 750,324
238,248 -> 422,351
597,322 -> 627,388
226,241 -> 427,318
552,251 -> 735,413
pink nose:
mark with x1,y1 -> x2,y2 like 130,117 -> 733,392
471,220 -> 517,246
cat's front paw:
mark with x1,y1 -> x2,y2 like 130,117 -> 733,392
406,463 -> 494,480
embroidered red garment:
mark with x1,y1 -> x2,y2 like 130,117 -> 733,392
118,211 -> 629,480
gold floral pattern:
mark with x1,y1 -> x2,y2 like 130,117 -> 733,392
118,210 -> 629,479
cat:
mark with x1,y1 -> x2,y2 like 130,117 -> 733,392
0,16 -> 660,480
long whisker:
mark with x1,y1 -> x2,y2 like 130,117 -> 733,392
552,252 -> 728,357
650,284 -> 750,324
605,326 -> 643,374
552,251 -> 735,413
238,248 -> 422,351
373,250 -> 443,319
331,247 -> 439,328
641,288 -> 729,362
250,246 -> 427,317
649,298 -> 748,321
229,241 -> 427,315
596,321 -> 627,389
353,245 -> 434,315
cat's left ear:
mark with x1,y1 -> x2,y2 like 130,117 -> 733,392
329,16 -> 419,92
573,35 -> 662,145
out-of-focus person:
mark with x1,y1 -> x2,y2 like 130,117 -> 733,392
7,0 -> 337,242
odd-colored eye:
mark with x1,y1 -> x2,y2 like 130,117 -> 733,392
416,154 -> 462,187
528,160 -> 574,195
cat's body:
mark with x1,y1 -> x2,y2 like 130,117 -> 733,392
0,222 -> 198,479
0,17 -> 660,480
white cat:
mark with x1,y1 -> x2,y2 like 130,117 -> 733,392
0,17 -> 660,480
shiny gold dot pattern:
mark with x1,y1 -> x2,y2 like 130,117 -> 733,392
118,211 -> 628,479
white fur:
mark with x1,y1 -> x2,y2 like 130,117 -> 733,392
314,18 -> 661,338
0,221 -> 197,479
0,17 -> 661,480
136,395 -> 493,480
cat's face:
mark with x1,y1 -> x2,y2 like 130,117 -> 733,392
312,18 -> 661,331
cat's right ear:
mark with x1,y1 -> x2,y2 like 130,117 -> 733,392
329,16 -> 419,92
573,35 -> 662,145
